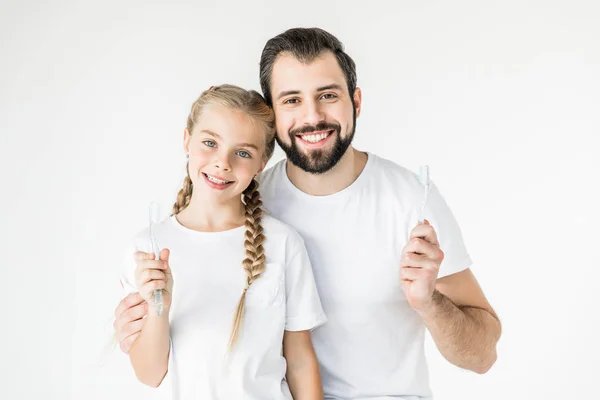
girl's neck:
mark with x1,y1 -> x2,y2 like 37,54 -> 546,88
176,193 -> 245,232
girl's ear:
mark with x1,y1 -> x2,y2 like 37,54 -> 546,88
256,159 -> 268,177
183,128 -> 191,155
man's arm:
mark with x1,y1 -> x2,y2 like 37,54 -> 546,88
400,221 -> 501,374
422,268 -> 501,374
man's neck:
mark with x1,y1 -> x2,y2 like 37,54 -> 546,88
286,147 -> 368,196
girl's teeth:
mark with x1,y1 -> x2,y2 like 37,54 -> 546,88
206,174 -> 229,184
301,132 -> 329,143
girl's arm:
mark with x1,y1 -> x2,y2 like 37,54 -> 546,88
283,330 -> 324,400
128,249 -> 173,387
128,309 -> 170,387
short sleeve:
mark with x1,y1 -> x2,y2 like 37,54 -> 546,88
418,182 -> 473,279
284,232 -> 327,332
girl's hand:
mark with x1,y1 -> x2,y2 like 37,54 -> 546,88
134,249 -> 173,314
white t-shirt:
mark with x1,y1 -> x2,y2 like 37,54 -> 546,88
121,215 -> 327,400
259,153 -> 473,400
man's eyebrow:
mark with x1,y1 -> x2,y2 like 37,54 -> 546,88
276,90 -> 300,101
316,84 -> 344,92
275,84 -> 344,101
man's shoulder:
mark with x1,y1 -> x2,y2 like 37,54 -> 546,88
367,152 -> 421,191
257,158 -> 286,188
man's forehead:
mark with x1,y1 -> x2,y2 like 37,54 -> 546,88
271,52 -> 347,93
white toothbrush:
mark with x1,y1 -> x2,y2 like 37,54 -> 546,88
418,165 -> 431,224
149,202 -> 163,316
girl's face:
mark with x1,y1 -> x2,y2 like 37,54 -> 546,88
184,105 -> 267,203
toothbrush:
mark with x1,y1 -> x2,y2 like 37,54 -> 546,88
149,202 -> 164,316
418,165 -> 431,224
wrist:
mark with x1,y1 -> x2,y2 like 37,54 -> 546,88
147,303 -> 171,319
416,289 -> 444,319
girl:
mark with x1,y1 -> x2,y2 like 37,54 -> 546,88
120,85 -> 326,399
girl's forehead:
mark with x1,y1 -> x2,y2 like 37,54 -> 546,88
193,105 -> 265,146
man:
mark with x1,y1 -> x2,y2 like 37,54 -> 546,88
114,28 -> 501,399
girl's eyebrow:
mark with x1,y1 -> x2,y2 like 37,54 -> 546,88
201,130 -> 258,150
238,142 -> 259,150
200,129 -> 221,138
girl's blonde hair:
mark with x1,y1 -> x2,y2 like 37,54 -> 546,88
171,84 -> 276,349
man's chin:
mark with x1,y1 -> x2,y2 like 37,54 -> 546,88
292,154 -> 339,174
277,134 -> 353,174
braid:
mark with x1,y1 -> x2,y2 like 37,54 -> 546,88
228,178 -> 266,349
180,84 -> 275,349
171,164 -> 194,216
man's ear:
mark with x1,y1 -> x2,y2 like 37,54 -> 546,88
353,87 -> 363,118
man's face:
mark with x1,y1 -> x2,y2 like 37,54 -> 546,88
270,51 -> 361,174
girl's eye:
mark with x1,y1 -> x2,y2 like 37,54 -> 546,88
203,140 -> 216,148
237,150 -> 251,159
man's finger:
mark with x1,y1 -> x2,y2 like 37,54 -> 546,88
410,223 -> 439,246
405,238 -> 441,258
400,266 -> 421,281
401,252 -> 439,270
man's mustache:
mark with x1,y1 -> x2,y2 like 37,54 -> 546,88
289,121 -> 341,137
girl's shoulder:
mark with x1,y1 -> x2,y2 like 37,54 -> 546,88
261,214 -> 307,257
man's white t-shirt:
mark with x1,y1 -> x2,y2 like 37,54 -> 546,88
259,153 -> 473,400
121,215 -> 327,400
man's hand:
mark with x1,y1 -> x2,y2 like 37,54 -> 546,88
399,219 -> 445,314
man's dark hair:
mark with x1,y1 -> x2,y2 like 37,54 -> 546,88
259,27 -> 357,107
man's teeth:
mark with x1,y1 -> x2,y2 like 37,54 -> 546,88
300,132 -> 329,143
206,174 -> 230,184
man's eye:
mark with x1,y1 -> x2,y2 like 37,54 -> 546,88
284,98 -> 300,104
321,93 -> 337,100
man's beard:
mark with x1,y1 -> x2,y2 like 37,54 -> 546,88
276,107 -> 356,175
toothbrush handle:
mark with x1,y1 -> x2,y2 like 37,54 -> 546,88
152,250 -> 164,316
418,186 -> 430,224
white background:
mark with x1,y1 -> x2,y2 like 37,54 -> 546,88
1,0 -> 599,399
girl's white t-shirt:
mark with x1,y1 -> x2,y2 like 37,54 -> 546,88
121,214 -> 327,400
